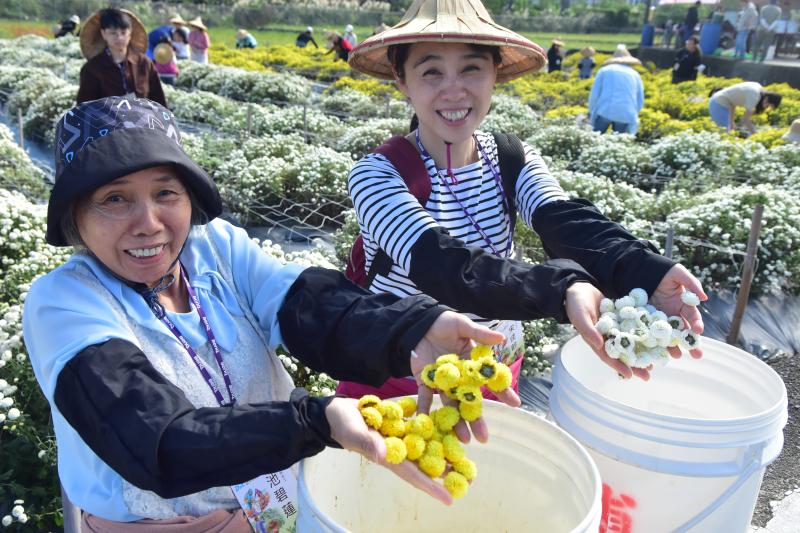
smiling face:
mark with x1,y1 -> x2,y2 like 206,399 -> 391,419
75,165 -> 192,287
394,42 -> 498,146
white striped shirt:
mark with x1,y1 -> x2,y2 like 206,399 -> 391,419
347,130 -> 569,299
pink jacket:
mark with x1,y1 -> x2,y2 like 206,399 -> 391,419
188,30 -> 210,52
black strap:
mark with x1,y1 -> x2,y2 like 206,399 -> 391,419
492,132 -> 526,239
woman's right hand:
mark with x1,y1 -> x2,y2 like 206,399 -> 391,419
564,281 -> 652,381
325,397 -> 454,505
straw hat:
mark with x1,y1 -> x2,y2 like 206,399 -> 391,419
782,119 -> 800,144
603,44 -> 641,66
236,29 -> 249,40
551,39 -> 564,47
581,46 -> 595,57
169,14 -> 187,26
348,0 -> 545,83
80,8 -> 148,60
68,15 -> 80,25
154,42 -> 175,65
188,17 -> 207,31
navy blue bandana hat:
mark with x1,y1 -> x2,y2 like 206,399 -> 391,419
47,95 -> 222,246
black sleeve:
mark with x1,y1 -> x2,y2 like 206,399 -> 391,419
54,339 -> 338,499
406,227 -> 598,323
532,198 -> 675,299
277,267 -> 445,385
311,37 -> 318,48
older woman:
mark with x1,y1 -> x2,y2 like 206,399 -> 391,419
23,96 -> 517,529
77,8 -> 166,107
339,0 -> 707,402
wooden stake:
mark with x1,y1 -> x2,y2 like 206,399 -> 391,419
664,226 -> 674,260
726,204 -> 764,345
18,108 -> 24,150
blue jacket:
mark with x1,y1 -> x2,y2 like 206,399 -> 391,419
588,63 -> 645,128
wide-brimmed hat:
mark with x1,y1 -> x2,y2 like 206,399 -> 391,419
154,42 -> 175,65
551,39 -> 564,47
80,8 -> 148,59
68,14 -> 80,25
188,17 -> 207,31
47,95 -> 222,246
603,44 -> 641,66
782,119 -> 800,144
581,46 -> 595,57
348,0 -> 545,83
236,29 -> 249,40
169,14 -> 187,26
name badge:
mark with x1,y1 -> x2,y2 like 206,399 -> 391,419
231,469 -> 298,533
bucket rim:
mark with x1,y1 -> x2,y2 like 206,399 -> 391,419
555,336 -> 788,428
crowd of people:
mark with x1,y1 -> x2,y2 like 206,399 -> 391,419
20,0 -> 797,529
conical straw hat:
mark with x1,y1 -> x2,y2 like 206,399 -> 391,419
603,44 -> 641,66
348,0 -> 545,83
188,17 -> 207,31
80,9 -> 147,60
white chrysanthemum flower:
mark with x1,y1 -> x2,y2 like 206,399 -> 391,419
7,408 -> 20,421
620,318 -> 640,333
599,298 -> 615,313
650,320 -> 672,341
2,515 -> 11,527
10,506 -> 23,518
614,332 -> 636,356
681,330 -> 701,350
681,290 -> 701,306
604,338 -> 620,359
667,316 -> 684,330
614,296 -> 635,310
651,310 -> 669,323
650,350 -> 670,368
645,304 -> 657,314
629,288 -> 648,307
668,330 -> 682,347
618,306 -> 638,320
596,314 -> 617,335
631,352 -> 652,368
17,515 -> 27,524
618,352 -> 636,367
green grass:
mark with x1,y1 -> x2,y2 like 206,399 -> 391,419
0,18 -> 639,52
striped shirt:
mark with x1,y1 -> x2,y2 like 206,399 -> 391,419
347,130 -> 569,302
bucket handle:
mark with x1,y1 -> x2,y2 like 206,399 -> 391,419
671,443 -> 764,532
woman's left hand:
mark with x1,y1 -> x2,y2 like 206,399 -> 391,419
411,311 -> 520,445
650,264 -> 707,359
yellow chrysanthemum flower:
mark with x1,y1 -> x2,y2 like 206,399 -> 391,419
476,356 -> 498,381
461,360 -> 488,386
407,413 -> 434,440
442,433 -> 466,463
396,397 -> 417,418
430,428 -> 444,442
421,363 -> 438,389
424,440 -> 445,459
380,400 -> 404,420
452,458 -> 477,481
432,406 -> 460,432
434,363 -> 461,390
459,401 -> 482,422
384,437 -> 407,464
360,406 -> 383,430
443,385 -> 460,400
379,418 -> 406,438
403,433 -> 426,461
470,344 -> 494,361
357,394 -> 381,411
418,454 -> 446,478
487,363 -> 512,392
456,384 -> 482,405
444,471 -> 469,499
436,353 -> 460,366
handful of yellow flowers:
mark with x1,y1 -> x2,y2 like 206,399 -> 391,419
357,345 -> 513,499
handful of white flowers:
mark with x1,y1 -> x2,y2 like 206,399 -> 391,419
595,288 -> 701,370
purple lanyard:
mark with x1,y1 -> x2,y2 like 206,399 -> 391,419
153,265 -> 236,407
414,130 -> 514,258
106,48 -> 130,94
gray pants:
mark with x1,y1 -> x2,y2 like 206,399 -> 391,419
752,28 -> 776,61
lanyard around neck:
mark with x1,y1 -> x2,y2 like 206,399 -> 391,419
151,264 -> 236,407
414,130 -> 514,258
106,48 -> 130,94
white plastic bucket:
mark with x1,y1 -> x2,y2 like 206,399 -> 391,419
298,398 -> 602,532
550,336 -> 788,533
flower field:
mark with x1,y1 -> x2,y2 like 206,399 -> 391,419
0,33 -> 798,529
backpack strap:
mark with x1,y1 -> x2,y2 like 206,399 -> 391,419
365,135 -> 431,287
492,132 -> 526,239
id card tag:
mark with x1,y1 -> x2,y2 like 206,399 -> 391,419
493,320 -> 525,365
231,469 -> 298,533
